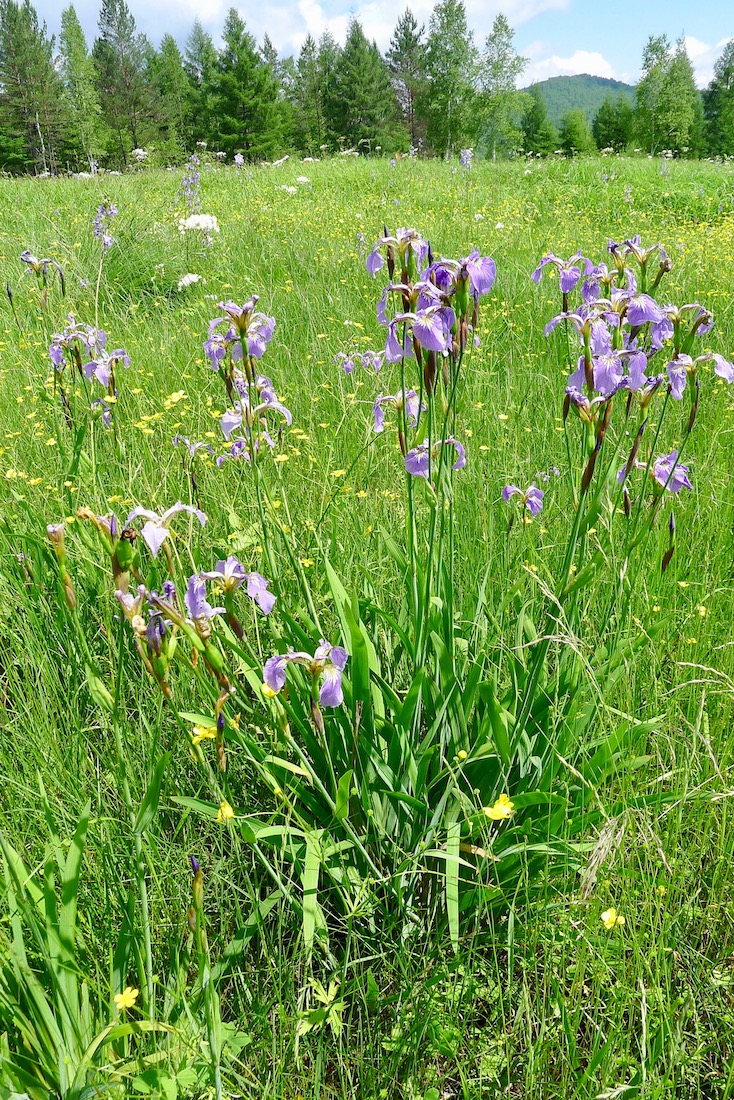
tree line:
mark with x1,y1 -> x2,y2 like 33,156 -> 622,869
1,0 -> 733,174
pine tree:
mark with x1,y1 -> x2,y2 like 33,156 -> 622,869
316,32 -> 342,148
330,18 -> 404,153
149,34 -> 191,158
0,0 -> 69,173
559,108 -> 596,155
421,0 -> 476,157
476,14 -> 529,160
521,87 -> 558,155
386,9 -> 426,149
291,34 -> 325,152
592,96 -> 633,152
211,8 -> 281,160
93,0 -> 152,162
59,5 -> 103,170
704,40 -> 734,155
184,20 -> 217,145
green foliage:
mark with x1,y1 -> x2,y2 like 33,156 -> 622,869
592,95 -> 634,151
634,34 -> 700,155
59,5 -> 103,171
0,0 -> 68,172
475,14 -> 530,160
420,0 -> 476,156
329,18 -> 406,153
559,107 -> 596,155
521,87 -> 559,155
211,7 -> 283,161
387,8 -> 427,149
704,40 -> 734,156
1,158 -> 734,1098
529,74 -> 635,128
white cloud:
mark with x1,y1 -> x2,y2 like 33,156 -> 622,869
520,48 -> 618,85
684,35 -> 733,87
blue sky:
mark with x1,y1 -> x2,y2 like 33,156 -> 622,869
36,0 -> 732,87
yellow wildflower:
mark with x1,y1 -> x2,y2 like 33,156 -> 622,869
114,986 -> 139,1010
601,907 -> 625,930
217,800 -> 235,823
192,724 -> 217,745
484,793 -> 514,821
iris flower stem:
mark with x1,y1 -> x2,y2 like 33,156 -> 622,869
111,616 -> 155,1018
415,346 -> 464,669
94,248 -> 104,330
399,327 -> 420,633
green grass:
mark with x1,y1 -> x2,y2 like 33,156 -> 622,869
1,154 -> 734,1098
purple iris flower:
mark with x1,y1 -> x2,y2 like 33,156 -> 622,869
93,202 -> 118,249
220,385 -> 292,441
404,437 -> 466,479
385,305 -> 454,362
184,574 -> 225,623
372,389 -> 422,433
502,483 -> 544,517
713,354 -> 734,383
618,449 -> 693,493
653,450 -> 693,493
200,557 -> 276,614
91,397 -> 113,428
125,502 -> 206,558
83,347 -> 129,387
216,432 -> 275,465
531,252 -> 593,294
624,292 -> 666,327
425,252 -> 496,300
462,249 -> 496,297
263,640 -> 349,707
205,296 -> 276,366
650,316 -> 674,350
366,227 -> 430,279
335,349 -> 383,374
172,435 -> 214,457
21,250 -> 64,283
666,355 -> 692,400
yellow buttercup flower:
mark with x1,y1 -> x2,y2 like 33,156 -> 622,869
217,800 -> 235,823
114,986 -> 139,1010
484,793 -> 514,821
601,907 -> 625,930
192,724 -> 217,745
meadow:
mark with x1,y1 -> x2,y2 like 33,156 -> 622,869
1,153 -> 734,1099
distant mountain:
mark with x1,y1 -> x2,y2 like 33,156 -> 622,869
526,75 -> 636,128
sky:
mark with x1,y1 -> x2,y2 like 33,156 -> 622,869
36,0 -> 732,88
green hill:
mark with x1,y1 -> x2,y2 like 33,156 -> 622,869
526,74 -> 636,127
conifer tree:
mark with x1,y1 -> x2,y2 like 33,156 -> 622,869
0,0 -> 69,172
184,19 -> 217,144
150,34 -> 191,158
330,19 -> 404,152
521,87 -> 558,155
93,0 -> 152,162
592,96 -> 633,151
386,9 -> 426,148
212,8 -> 281,160
559,108 -> 596,155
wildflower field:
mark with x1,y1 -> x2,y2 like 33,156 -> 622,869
1,153 -> 734,1099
